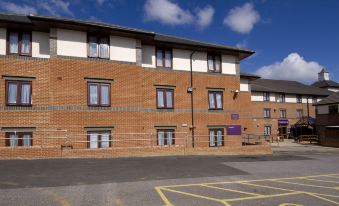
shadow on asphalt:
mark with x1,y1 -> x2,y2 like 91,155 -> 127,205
0,155 -> 313,189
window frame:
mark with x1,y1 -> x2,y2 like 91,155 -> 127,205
263,92 -> 270,101
87,82 -> 111,107
87,131 -> 112,149
207,53 -> 222,73
296,109 -> 303,118
155,47 -> 173,69
5,80 -> 32,106
264,126 -> 271,136
5,132 -> 33,147
87,34 -> 110,59
7,30 -> 32,56
278,93 -> 285,103
156,88 -> 174,109
157,129 -> 175,146
280,109 -> 287,118
208,91 -> 223,110
209,128 -> 224,147
312,96 -> 317,104
296,95 -> 302,103
263,108 -> 271,118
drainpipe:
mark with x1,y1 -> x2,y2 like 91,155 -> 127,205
190,51 -> 196,148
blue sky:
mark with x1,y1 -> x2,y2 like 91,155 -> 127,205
0,0 -> 338,84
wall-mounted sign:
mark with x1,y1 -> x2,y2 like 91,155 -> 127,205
278,119 -> 289,126
231,113 -> 239,120
226,125 -> 242,135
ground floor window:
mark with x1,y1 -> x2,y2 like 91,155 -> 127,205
157,129 -> 175,146
264,126 -> 272,135
87,131 -> 111,149
209,128 -> 224,147
5,132 -> 32,147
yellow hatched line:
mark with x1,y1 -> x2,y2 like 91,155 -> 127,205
155,187 -> 174,206
200,184 -> 262,196
223,191 -> 302,202
306,193 -> 339,205
238,182 -> 296,192
160,187 -> 231,206
305,178 -> 339,184
272,179 -> 338,189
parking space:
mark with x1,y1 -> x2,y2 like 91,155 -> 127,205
156,174 -> 339,206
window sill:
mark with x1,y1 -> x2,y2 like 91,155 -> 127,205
156,108 -> 174,112
6,104 -> 32,107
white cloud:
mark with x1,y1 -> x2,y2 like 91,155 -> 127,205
97,0 -> 107,5
255,53 -> 323,83
223,2 -> 260,34
196,5 -> 214,29
236,39 -> 248,49
0,1 -> 37,14
39,0 -> 74,16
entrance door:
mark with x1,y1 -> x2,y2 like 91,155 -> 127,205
278,126 -> 288,139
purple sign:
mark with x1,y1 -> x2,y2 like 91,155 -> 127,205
278,119 -> 289,126
226,125 -> 242,135
231,113 -> 239,120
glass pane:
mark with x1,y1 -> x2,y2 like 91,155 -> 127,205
216,93 -> 222,109
165,50 -> 171,67
9,134 -> 18,147
217,130 -> 223,146
99,38 -> 109,58
89,133 -> 98,149
9,33 -> 18,53
23,134 -> 31,146
8,82 -> 18,104
101,133 -> 110,148
209,93 -> 215,109
158,131 -> 164,146
21,83 -> 31,104
209,130 -> 215,146
167,132 -> 173,145
208,55 -> 214,71
156,50 -> 163,67
157,90 -> 164,107
89,84 -> 98,105
214,56 -> 221,72
166,91 -> 173,108
89,36 -> 98,57
21,33 -> 30,54
100,84 -> 109,105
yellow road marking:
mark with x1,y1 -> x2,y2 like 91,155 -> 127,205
155,187 -> 174,206
279,204 -> 303,206
224,191 -> 302,202
238,182 -> 296,192
306,193 -> 339,205
200,184 -> 262,196
160,187 -> 231,206
272,179 -> 339,189
305,178 -> 339,184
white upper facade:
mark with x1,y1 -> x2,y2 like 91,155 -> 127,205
250,91 -> 321,103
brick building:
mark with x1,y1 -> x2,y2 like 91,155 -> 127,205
0,14 -> 275,158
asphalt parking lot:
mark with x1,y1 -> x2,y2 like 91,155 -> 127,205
0,144 -> 338,206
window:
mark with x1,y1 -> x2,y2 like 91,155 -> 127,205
207,54 -> 221,73
8,31 -> 31,56
329,105 -> 338,114
5,132 -> 32,147
88,35 -> 109,59
263,92 -> 270,101
6,80 -> 32,106
264,126 -> 271,136
156,48 -> 172,68
312,96 -> 317,103
209,128 -> 224,147
297,109 -> 303,118
156,88 -> 174,109
280,109 -> 287,118
263,108 -> 271,118
277,93 -> 285,102
208,91 -> 223,110
296,95 -> 302,103
88,83 -> 111,106
87,131 -> 111,149
157,129 -> 175,146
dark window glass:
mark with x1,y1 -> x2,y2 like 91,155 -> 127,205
264,108 -> 271,118
264,126 -> 271,135
156,88 -> 174,109
296,95 -> 302,103
8,31 -> 31,56
157,129 -> 175,146
209,128 -> 224,147
6,80 -> 32,106
329,105 -> 338,114
156,48 -> 172,68
87,131 -> 111,149
207,54 -> 222,73
88,35 -> 109,59
5,132 -> 32,147
280,109 -> 287,118
208,91 -> 223,110
88,83 -> 111,106
263,92 -> 270,101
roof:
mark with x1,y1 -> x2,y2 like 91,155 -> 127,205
315,92 -> 339,105
319,68 -> 328,73
240,72 -> 261,80
311,80 -> 339,88
0,13 -> 254,60
251,79 -> 332,96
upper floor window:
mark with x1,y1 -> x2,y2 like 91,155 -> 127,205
278,93 -> 285,103
5,132 -> 32,147
88,82 -> 110,106
6,80 -> 32,106
263,92 -> 270,101
329,105 -> 338,114
263,108 -> 271,118
87,131 -> 111,149
157,129 -> 175,146
88,35 -> 109,59
207,54 -> 221,73
297,109 -> 303,118
156,48 -> 172,68
209,128 -> 224,147
156,88 -> 174,109
296,95 -> 302,103
8,31 -> 31,56
208,91 -> 223,110
312,96 -> 317,103
280,109 -> 287,118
